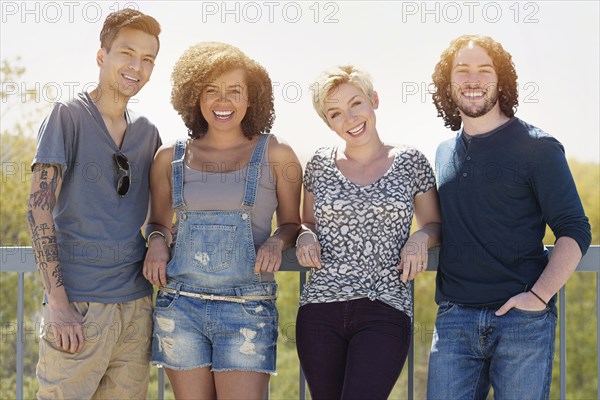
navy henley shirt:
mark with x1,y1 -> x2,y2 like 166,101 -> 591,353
435,117 -> 591,308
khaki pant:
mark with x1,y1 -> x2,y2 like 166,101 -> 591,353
37,296 -> 153,400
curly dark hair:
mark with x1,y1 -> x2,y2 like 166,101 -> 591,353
431,34 -> 518,131
100,9 -> 161,53
171,42 -> 275,140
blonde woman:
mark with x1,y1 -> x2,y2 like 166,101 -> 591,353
295,66 -> 440,399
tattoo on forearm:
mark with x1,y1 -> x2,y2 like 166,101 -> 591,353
27,211 -> 40,262
26,209 -> 36,232
42,236 -> 59,262
29,164 -> 58,211
51,267 -> 64,288
38,261 -> 52,294
28,165 -> 63,293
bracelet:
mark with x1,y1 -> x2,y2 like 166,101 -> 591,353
295,230 -> 317,247
146,231 -> 166,247
529,289 -> 548,307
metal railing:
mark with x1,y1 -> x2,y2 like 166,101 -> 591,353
1,246 -> 599,399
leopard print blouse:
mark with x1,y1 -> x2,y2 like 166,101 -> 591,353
299,146 -> 436,317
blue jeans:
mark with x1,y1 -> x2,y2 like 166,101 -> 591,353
427,302 -> 557,400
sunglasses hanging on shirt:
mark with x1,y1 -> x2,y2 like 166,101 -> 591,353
114,152 -> 130,197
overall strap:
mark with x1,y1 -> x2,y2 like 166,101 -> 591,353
171,138 -> 187,209
242,134 -> 271,209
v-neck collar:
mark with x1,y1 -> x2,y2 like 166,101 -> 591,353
83,91 -> 130,151
329,146 -> 398,188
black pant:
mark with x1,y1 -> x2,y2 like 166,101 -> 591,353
296,298 -> 411,400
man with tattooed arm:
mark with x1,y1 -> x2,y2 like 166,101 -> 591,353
27,9 -> 162,399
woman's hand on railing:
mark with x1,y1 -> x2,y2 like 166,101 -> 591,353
256,236 -> 285,273
295,231 -> 322,268
143,238 -> 170,286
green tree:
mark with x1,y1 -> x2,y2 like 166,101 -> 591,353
1,58 -> 48,322
1,58 -> 46,247
1,59 -> 49,397
555,159 -> 599,400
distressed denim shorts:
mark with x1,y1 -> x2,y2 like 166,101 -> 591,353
151,283 -> 278,374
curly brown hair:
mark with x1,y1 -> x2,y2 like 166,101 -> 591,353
100,9 -> 161,53
171,42 -> 275,140
431,34 -> 518,131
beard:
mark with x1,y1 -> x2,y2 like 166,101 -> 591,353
451,84 -> 499,118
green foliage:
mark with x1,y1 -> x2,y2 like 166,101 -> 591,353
569,159 -> 600,246
1,133 -> 37,247
1,58 -> 50,399
1,56 -> 46,248
271,272 -> 302,399
0,274 -> 43,392
548,159 -> 599,400
1,57 -> 48,330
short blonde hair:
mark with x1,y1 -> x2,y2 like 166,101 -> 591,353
311,65 -> 375,125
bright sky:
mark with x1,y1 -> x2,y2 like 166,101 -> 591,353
1,1 -> 599,165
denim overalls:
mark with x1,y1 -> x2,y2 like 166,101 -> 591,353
151,134 -> 278,373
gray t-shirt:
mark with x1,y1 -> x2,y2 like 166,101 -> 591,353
33,92 -> 161,303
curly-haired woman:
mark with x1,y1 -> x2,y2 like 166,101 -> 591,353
143,42 -> 301,399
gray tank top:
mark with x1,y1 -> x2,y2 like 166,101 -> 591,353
182,138 -> 278,247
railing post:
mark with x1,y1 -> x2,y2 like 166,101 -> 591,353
299,270 -> 307,400
158,365 -> 165,400
408,280 -> 414,400
559,285 -> 567,399
17,271 -> 25,400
